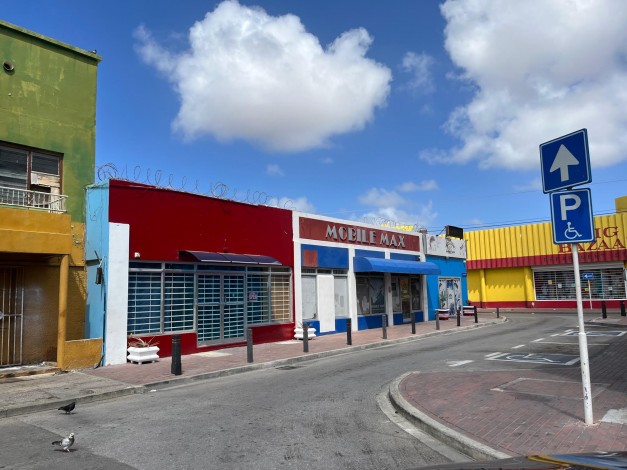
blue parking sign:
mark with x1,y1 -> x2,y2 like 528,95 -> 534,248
550,188 -> 595,244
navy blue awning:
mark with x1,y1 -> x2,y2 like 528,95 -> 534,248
353,257 -> 440,274
179,250 -> 281,265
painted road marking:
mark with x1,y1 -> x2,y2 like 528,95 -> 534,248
447,360 -> 473,367
486,353 -> 580,365
511,344 -> 525,349
560,330 -> 626,337
485,352 -> 501,358
532,338 -> 545,342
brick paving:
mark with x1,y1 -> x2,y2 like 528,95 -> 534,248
398,314 -> 627,456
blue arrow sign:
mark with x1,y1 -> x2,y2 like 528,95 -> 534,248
582,272 -> 595,280
550,188 -> 595,244
540,129 -> 591,193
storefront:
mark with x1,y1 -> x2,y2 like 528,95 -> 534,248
293,214 -> 440,333
465,195 -> 627,309
85,180 -> 295,365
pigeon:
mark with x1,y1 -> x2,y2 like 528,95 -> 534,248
51,433 -> 75,452
57,401 -> 76,414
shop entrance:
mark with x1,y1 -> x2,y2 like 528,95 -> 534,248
197,273 -> 246,345
1,267 -> 23,367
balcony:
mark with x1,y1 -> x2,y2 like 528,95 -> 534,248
0,186 -> 67,213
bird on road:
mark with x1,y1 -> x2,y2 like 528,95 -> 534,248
58,401 -> 76,414
51,433 -> 75,452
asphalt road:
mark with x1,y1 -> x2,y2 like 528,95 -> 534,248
2,313 -> 621,470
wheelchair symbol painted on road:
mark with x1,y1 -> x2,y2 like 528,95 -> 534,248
486,352 -> 580,365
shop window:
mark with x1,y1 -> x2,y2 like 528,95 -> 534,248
302,276 -> 317,319
356,275 -> 385,315
334,276 -> 348,317
270,273 -> 291,322
534,267 -> 626,301
164,272 -> 195,332
128,272 -> 162,334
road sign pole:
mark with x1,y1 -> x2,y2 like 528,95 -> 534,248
588,279 -> 592,311
572,244 -> 593,425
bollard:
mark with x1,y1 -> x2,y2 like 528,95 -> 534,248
303,323 -> 309,353
171,334 -> 182,375
496,307 -> 500,318
346,318 -> 352,345
602,300 -> 607,319
456,307 -> 461,327
435,310 -> 440,331
411,312 -> 416,334
247,328 -> 253,363
474,305 -> 478,323
621,300 -> 626,317
382,314 -> 387,339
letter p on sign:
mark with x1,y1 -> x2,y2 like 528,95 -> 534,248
559,193 -> 581,220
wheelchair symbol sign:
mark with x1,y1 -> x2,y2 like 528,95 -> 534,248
550,188 -> 595,244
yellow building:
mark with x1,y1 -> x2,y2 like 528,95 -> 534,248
465,196 -> 627,309
0,21 -> 102,369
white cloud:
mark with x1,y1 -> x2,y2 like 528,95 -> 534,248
426,0 -> 627,170
274,196 -> 316,213
266,164 -> 284,177
356,187 -> 438,229
135,0 -> 392,152
400,51 -> 435,94
397,180 -> 438,192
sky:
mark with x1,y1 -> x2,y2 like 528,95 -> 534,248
3,0 -> 627,233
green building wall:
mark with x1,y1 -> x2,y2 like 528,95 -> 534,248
0,20 -> 101,222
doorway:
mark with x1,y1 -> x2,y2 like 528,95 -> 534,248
197,273 -> 246,345
1,267 -> 23,367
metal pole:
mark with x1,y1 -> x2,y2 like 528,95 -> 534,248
473,305 -> 478,323
435,309 -> 440,330
621,300 -> 626,317
246,328 -> 253,363
303,323 -> 309,353
496,307 -> 500,318
588,280 -> 592,311
411,312 -> 416,334
602,300 -> 607,319
456,307 -> 461,327
381,314 -> 387,339
171,334 -> 182,375
573,244 -> 594,425
346,318 -> 352,345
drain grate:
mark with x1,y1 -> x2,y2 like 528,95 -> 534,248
275,365 -> 303,370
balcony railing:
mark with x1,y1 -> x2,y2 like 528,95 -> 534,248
0,186 -> 67,213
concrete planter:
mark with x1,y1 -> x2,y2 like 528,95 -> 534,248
293,327 -> 317,340
127,346 -> 160,364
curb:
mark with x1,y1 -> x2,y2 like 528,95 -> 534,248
0,384 -> 141,419
142,319 -> 507,390
388,372 -> 512,461
2,318 -> 507,418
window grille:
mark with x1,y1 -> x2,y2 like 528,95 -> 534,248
271,274 -> 292,322
164,272 -> 194,332
247,274 -> 269,324
128,272 -> 161,334
534,267 -> 626,300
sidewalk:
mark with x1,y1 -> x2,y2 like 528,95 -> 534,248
1,311 -> 626,462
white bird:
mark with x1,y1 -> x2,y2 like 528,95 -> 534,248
51,433 -> 75,452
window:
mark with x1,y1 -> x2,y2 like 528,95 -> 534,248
356,275 -> 385,315
0,142 -> 62,209
534,266 -> 626,301
302,276 -> 317,319
128,262 -> 292,336
334,276 -> 348,317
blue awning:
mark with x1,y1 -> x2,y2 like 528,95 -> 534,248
353,257 -> 441,274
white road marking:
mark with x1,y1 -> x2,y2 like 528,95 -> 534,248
485,352 -> 501,358
511,344 -> 525,349
532,338 -> 544,342
447,360 -> 473,367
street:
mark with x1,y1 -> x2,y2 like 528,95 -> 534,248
1,313 -> 623,469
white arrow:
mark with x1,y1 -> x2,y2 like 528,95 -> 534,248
550,144 -> 579,182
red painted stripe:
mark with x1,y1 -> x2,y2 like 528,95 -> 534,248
467,248 -> 627,269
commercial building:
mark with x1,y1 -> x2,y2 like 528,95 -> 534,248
85,180 -> 458,364
465,195 -> 627,309
0,21 -> 101,368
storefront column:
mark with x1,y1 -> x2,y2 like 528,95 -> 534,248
523,267 -> 534,307
56,254 -> 69,368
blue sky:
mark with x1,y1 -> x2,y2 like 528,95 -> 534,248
4,1 -> 627,233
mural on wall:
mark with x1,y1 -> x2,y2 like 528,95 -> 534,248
426,235 -> 467,258
438,277 -> 462,312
